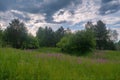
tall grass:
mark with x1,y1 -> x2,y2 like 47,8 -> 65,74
0,48 -> 120,80
37,47 -> 61,53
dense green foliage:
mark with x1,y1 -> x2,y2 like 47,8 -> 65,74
85,20 -> 118,50
0,19 -> 119,54
54,27 -> 65,44
22,34 -> 39,49
95,20 -> 109,50
0,48 -> 120,80
57,30 -> 96,54
1,19 -> 39,49
36,26 -> 65,47
36,27 -> 56,47
3,19 -> 28,48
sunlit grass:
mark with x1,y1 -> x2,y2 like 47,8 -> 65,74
0,48 -> 120,80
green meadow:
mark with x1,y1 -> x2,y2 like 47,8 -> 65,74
0,48 -> 120,80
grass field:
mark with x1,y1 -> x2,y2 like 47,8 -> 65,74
0,48 -> 120,80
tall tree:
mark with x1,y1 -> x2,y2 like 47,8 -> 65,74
55,26 -> 65,45
85,20 -> 117,50
36,27 -> 55,47
4,19 -> 28,48
94,20 -> 109,50
36,27 -> 45,46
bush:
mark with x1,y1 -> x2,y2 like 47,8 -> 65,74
22,35 -> 39,49
57,30 -> 96,54
57,34 -> 73,52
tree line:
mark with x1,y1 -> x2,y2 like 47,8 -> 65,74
0,19 -> 120,54
0,19 -> 65,49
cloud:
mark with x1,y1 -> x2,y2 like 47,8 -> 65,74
0,0 -> 120,39
27,22 -> 62,36
100,10 -> 120,25
0,0 -> 82,22
38,0 -> 82,22
99,0 -> 120,15
53,0 -> 100,25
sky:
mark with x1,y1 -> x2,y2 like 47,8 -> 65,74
0,0 -> 120,39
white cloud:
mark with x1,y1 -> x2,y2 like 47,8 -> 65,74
53,0 -> 101,25
27,22 -> 62,36
101,11 -> 120,25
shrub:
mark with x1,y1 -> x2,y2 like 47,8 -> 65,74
57,34 -> 73,52
22,35 -> 39,49
57,30 -> 96,54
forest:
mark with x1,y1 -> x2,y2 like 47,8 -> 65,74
0,19 -> 120,54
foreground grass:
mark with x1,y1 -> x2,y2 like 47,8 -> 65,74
0,48 -> 120,80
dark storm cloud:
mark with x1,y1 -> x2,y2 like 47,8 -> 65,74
101,0 -> 113,3
99,0 -> 120,15
0,0 -> 82,22
0,0 -> 43,12
11,11 -> 30,21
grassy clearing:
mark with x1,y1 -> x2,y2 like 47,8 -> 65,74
0,48 -> 120,80
36,47 -> 61,53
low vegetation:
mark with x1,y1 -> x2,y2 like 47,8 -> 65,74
0,48 -> 120,80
